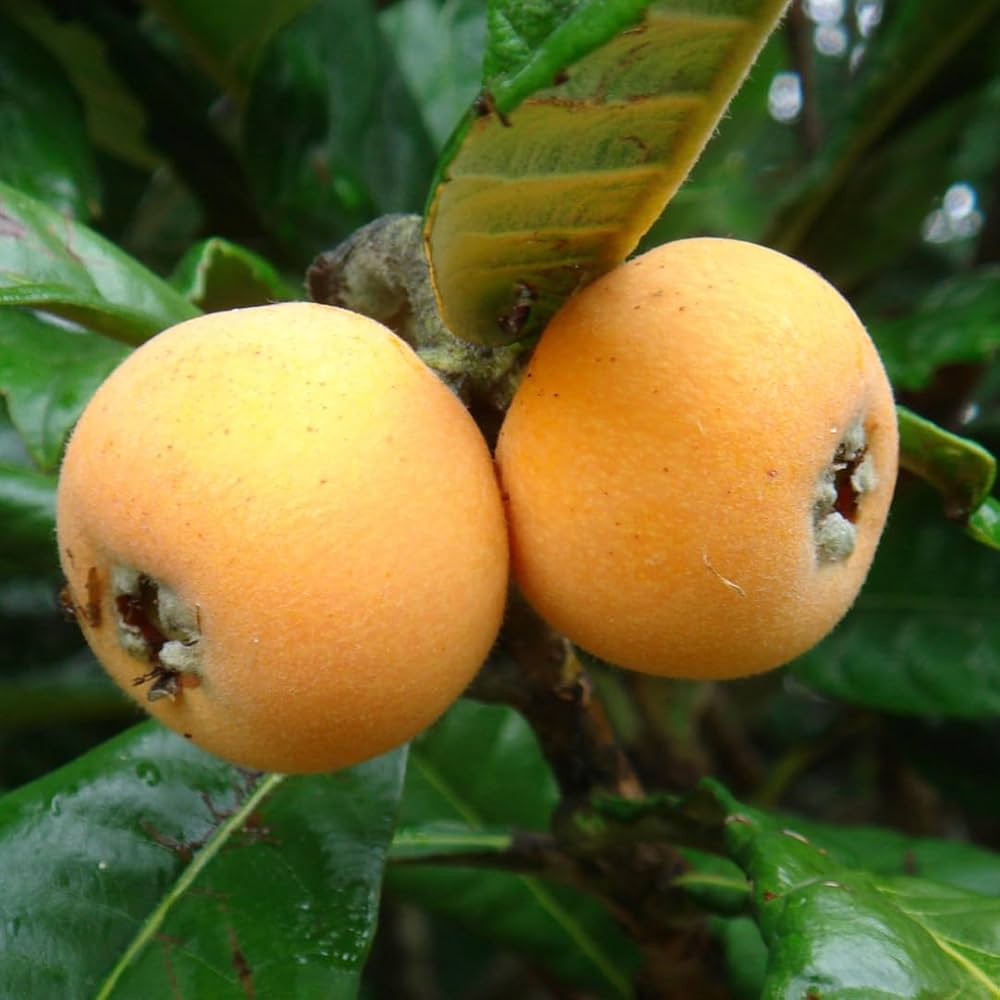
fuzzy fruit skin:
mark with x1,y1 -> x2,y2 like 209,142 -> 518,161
57,302 -> 508,772
496,238 -> 898,679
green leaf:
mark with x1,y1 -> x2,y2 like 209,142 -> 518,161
0,310 -> 128,470
143,0 -> 316,98
0,462 -> 57,575
242,0 -> 437,266
0,181 -> 199,343
784,812 -> 1000,899
390,823 -> 516,862
170,238 -> 300,311
797,82 -> 1000,293
870,269 -> 1000,391
639,28 -> 797,248
388,700 -> 641,998
0,13 -> 100,220
0,651 -> 129,730
770,0 -> 1000,257
0,722 -> 405,999
424,0 -> 792,345
79,6 -> 264,244
792,486 -> 1000,717
716,916 -> 768,1000
708,783 -> 1000,999
897,405 -> 996,517
380,0 -> 488,150
5,0 -> 157,169
968,497 -> 1000,550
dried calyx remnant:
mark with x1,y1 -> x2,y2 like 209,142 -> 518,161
111,566 -> 202,701
813,417 -> 878,563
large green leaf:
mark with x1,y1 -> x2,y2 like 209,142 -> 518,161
242,0 -> 437,265
710,783 -> 1000,998
388,700 -> 641,998
0,13 -> 100,220
424,0 -> 791,345
0,723 -> 405,999
0,310 -> 129,471
0,182 -> 199,343
639,27 -> 798,249
792,487 -> 1000,717
712,805 -> 1000,997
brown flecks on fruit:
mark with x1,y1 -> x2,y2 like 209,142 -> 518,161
55,302 -> 508,773
496,238 -> 897,679
85,566 -> 102,627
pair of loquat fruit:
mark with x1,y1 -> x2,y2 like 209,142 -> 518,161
56,238 -> 898,774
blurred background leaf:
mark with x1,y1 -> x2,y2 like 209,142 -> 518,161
387,700 -> 641,998
242,0 -> 437,269
0,13 -> 100,220
0,0 -> 999,996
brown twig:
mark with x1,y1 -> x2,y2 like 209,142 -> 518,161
468,591 -> 643,802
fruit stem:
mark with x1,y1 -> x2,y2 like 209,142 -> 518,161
307,214 -> 528,421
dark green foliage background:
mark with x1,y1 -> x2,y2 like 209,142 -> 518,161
1,1 -> 999,997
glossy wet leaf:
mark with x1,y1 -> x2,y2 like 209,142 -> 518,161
388,700 -> 640,998
0,310 -> 129,471
170,238 -> 299,312
792,487 -> 1000,717
0,723 -> 405,1000
896,406 -> 996,517
0,182 -> 199,343
0,13 -> 100,219
708,782 -> 1000,999
242,0 -> 437,265
425,0 -> 791,345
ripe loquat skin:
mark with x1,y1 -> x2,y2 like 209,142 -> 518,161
496,238 -> 898,679
57,302 -> 508,773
